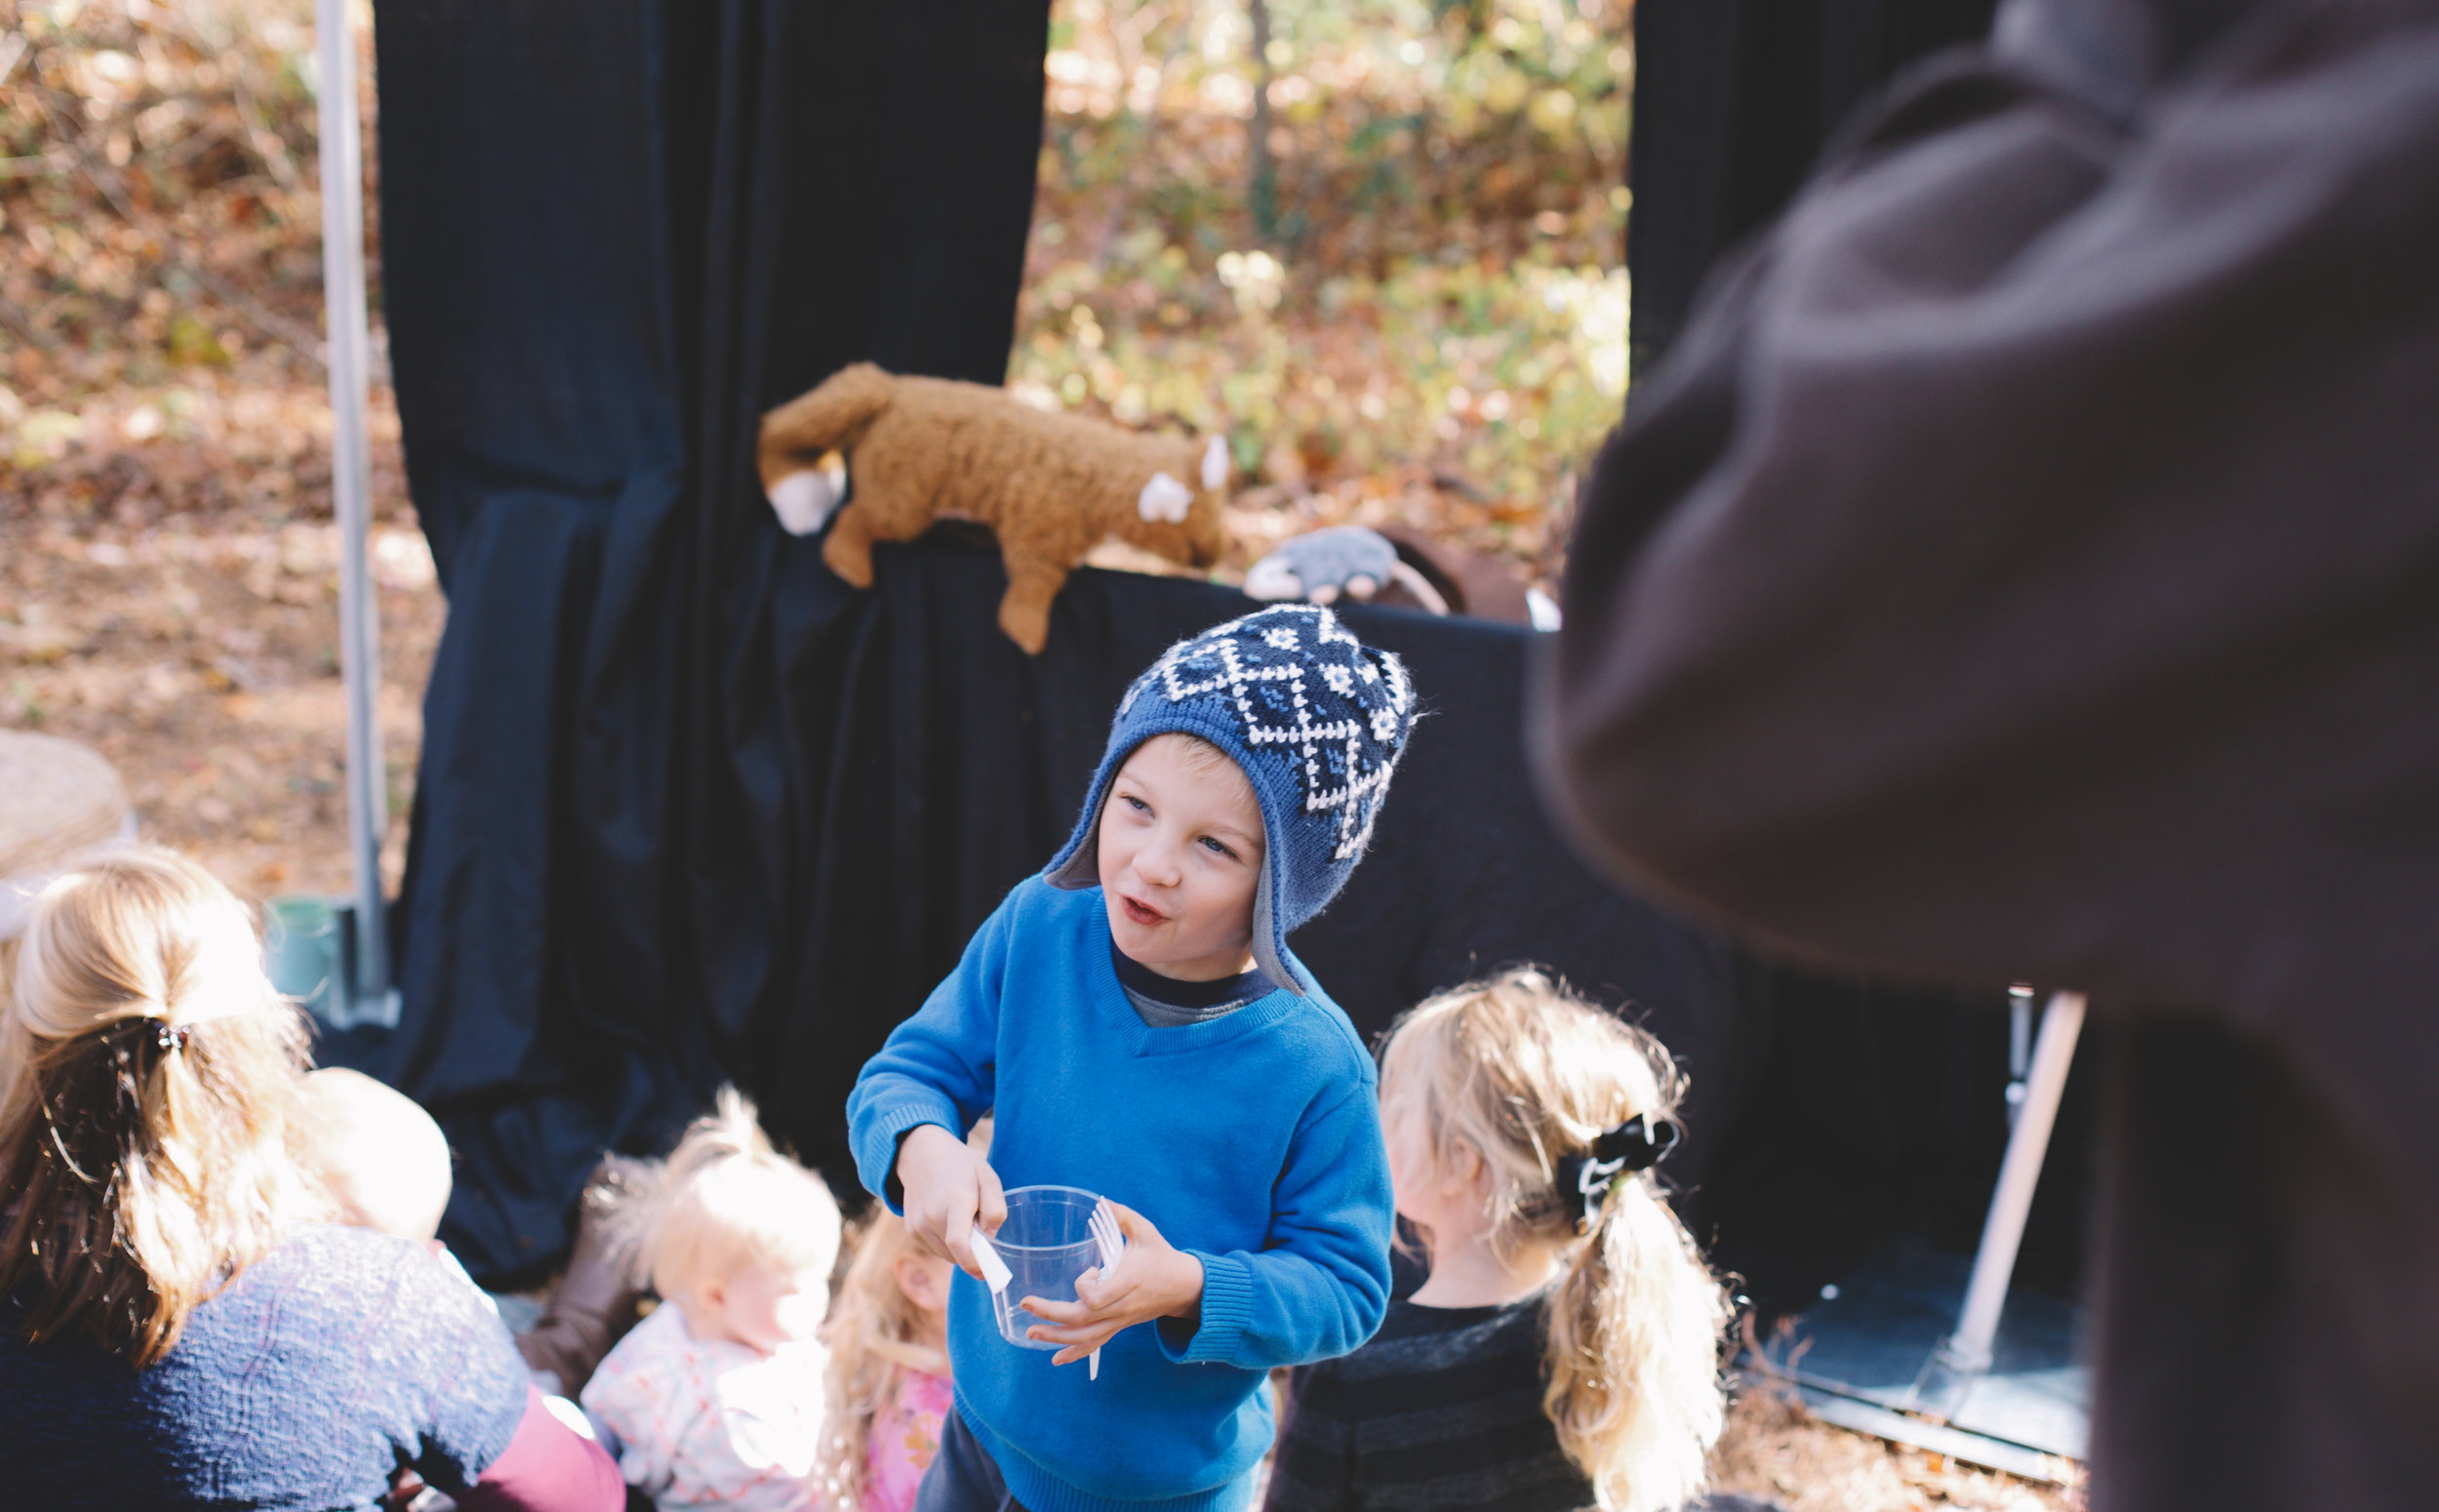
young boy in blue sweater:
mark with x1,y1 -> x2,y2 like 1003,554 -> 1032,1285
847,604 -> 1415,1512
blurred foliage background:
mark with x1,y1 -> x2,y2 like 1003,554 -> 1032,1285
1016,0 -> 1632,585
0,0 -> 1629,585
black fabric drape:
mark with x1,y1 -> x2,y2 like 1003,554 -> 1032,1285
750,540 -> 1752,1214
1621,0 -> 2079,1308
372,0 -> 1059,1279
1625,0 -> 1998,369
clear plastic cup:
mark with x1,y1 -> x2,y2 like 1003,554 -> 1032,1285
985,1184 -> 1106,1350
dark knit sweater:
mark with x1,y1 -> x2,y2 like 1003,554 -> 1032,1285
0,1223 -> 531,1511
1265,1294 -> 1594,1512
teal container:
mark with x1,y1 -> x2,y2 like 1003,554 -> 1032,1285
263,894 -> 352,1027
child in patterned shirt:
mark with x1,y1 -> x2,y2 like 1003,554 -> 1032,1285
581,1089 -> 841,1512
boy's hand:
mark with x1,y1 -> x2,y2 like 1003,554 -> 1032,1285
1018,1202 -> 1204,1366
896,1123 -> 1007,1282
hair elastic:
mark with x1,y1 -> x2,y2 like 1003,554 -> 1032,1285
154,1020 -> 194,1055
1554,1114 -> 1682,1233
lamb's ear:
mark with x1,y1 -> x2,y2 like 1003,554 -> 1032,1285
1139,471 -> 1195,524
1201,435 -> 1229,492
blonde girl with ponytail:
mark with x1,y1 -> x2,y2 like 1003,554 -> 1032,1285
1265,968 -> 1732,1512
0,847 -> 323,1366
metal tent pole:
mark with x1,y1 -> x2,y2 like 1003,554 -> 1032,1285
315,0 -> 397,1029
1909,989 -> 2085,1416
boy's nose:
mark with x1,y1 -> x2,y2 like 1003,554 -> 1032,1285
1140,844 -> 1185,887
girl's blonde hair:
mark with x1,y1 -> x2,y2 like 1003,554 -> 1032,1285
817,1209 -> 944,1508
1379,968 -> 1732,1512
817,1115 -> 983,1509
617,1087 -> 842,1302
0,848 -> 324,1367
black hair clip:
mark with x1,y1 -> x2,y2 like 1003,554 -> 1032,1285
1553,1114 -> 1682,1233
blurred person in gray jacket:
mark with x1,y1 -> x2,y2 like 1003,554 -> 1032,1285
1538,0 -> 2439,1505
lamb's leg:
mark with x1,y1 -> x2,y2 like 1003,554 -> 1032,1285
997,556 -> 1069,656
821,503 -> 883,588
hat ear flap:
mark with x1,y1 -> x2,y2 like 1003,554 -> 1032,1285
1249,854 -> 1309,996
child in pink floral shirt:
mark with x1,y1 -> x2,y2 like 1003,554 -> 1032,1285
820,1189 -> 970,1511
861,1359 -> 953,1512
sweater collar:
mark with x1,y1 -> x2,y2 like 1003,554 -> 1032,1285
1108,942 -> 1270,1012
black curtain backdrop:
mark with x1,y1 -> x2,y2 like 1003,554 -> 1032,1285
1617,0 -> 2089,1312
371,0 -> 1058,1277
1625,0 -> 1999,368
369,0 -> 2078,1308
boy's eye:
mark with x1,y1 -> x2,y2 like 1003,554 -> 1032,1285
1199,836 -> 1237,859
1122,794 -> 1150,815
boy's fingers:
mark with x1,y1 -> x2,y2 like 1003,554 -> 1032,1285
976,1161 -> 1008,1236
943,1206 -> 982,1281
1019,1294 -> 1091,1325
1084,1269 -> 1143,1314
1108,1202 -> 1159,1244
1051,1339 -> 1113,1367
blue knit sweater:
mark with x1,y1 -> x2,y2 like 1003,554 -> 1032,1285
0,1223 -> 529,1511
848,878 -> 1394,1512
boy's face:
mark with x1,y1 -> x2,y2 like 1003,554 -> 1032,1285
1097,734 -> 1265,982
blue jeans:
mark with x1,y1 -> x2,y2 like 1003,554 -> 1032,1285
914,1411 -> 1259,1512
914,1411 -> 1027,1512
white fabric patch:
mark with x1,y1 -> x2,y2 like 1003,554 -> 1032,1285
1527,586 -> 1563,631
1244,556 -> 1303,600
1138,471 -> 1195,523
768,466 -> 843,537
1201,435 -> 1229,492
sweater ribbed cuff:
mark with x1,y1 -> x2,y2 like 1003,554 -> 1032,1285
1161,1251 -> 1255,1366
854,1098 -> 964,1214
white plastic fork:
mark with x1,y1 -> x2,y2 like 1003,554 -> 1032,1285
970,1231 -> 1014,1338
1087,1200 -> 1125,1381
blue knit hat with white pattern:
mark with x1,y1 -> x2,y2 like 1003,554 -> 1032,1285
1045,604 -> 1416,995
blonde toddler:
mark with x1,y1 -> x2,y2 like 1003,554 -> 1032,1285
581,1089 -> 841,1512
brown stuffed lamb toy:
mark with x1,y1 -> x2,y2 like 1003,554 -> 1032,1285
759,363 -> 1230,654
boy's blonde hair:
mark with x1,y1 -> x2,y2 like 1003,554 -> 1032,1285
619,1087 -> 842,1302
0,848 -> 326,1366
1379,968 -> 1732,1512
818,1116 -> 986,1508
